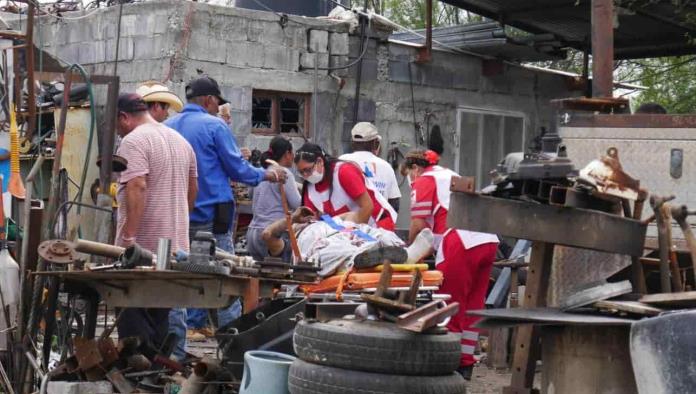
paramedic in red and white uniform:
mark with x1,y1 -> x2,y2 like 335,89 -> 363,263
293,142 -> 397,230
403,149 -> 498,379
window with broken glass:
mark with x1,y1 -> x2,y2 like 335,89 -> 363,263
252,90 -> 310,137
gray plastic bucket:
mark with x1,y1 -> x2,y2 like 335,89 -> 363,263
239,350 -> 297,394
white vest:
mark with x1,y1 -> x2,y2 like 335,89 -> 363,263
420,166 -> 498,264
306,162 -> 397,226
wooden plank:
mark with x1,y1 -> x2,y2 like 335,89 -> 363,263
505,242 -> 554,393
640,291 -> 696,308
593,300 -> 663,316
486,328 -> 511,369
243,278 -> 260,312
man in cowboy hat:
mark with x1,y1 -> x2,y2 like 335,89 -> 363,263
136,81 -> 184,122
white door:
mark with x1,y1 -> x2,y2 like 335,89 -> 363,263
454,107 -> 527,189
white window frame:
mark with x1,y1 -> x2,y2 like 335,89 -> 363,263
454,107 -> 528,189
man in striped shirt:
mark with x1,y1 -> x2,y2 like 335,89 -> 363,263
114,93 -> 198,348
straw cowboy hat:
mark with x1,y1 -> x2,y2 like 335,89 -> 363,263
135,81 -> 184,112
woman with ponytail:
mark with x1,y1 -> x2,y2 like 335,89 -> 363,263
246,136 -> 302,260
402,148 -> 498,380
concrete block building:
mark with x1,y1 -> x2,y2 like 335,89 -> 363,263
18,0 -> 582,225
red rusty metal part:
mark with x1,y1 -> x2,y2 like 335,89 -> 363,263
38,240 -> 78,264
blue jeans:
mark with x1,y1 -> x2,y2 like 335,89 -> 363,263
187,226 -> 241,327
168,308 -> 187,361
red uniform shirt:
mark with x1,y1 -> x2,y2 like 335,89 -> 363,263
303,162 -> 366,215
410,170 -> 448,234
304,162 -> 392,230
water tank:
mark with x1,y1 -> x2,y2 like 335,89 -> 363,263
235,0 -> 349,17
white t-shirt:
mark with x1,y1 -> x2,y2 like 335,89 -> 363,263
339,151 -> 401,200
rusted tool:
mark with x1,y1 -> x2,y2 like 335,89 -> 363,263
671,204 -> 696,287
660,205 -> 683,291
267,159 -> 302,263
651,195 -> 676,293
396,300 -> 459,333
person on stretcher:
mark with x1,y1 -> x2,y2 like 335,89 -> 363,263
261,206 -> 434,278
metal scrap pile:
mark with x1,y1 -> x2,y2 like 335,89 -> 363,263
50,330 -> 232,393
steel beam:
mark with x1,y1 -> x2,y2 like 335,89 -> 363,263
447,193 -> 646,256
591,0 -> 614,98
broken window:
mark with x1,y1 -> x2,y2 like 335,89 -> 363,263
252,90 -> 309,136
455,108 -> 526,190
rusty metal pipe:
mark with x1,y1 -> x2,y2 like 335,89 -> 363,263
591,0 -> 614,98
74,238 -> 123,258
25,1 -> 36,140
630,191 -> 648,293
661,205 -> 683,291
651,195 -> 675,293
671,204 -> 696,286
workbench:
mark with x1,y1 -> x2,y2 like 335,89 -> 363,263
33,270 -> 291,311
448,192 -> 647,394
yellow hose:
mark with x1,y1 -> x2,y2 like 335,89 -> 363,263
8,104 -> 25,199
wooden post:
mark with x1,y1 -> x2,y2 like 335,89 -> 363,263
503,242 -> 555,394
242,278 -> 260,312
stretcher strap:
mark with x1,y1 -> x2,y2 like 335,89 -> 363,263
335,267 -> 354,301
320,214 -> 377,242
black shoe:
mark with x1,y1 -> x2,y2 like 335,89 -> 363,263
457,365 -> 474,381
353,246 -> 407,269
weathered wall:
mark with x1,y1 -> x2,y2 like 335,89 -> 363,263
22,0 -> 577,227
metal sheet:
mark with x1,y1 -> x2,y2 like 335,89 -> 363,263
440,0 -> 696,59
548,246 -> 631,307
469,307 -> 635,326
559,280 -> 632,311
560,125 -> 696,239
447,193 -> 646,256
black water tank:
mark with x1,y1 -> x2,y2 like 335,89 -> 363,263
235,0 -> 350,17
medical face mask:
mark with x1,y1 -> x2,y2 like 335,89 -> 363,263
306,169 -> 323,184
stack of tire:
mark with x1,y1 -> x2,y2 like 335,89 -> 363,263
289,318 -> 467,394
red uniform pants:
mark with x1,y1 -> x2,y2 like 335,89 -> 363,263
436,231 -> 497,367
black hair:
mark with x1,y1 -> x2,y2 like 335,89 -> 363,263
294,142 -> 341,204
635,102 -> 667,114
260,136 -> 293,169
351,139 -> 380,153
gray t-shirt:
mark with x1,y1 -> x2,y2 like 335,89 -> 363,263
248,167 -> 301,230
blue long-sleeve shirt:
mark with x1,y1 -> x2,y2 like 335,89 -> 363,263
165,104 -> 265,224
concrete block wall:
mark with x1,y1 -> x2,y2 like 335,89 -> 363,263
18,0 -> 579,227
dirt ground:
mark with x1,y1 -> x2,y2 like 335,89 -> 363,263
468,365 -> 514,393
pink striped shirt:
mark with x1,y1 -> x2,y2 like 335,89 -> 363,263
115,122 -> 197,253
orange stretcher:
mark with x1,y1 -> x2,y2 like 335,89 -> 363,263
301,270 -> 443,294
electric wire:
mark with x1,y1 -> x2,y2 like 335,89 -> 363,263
28,0 -> 102,21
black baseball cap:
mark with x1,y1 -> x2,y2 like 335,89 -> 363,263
117,93 -> 148,113
185,76 -> 228,104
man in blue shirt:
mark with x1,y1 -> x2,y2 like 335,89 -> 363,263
165,76 -> 286,338
166,76 -> 286,251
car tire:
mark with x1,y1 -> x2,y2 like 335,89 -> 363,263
293,318 -> 460,376
289,359 -> 467,394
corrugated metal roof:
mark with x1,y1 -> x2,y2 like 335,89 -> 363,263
390,22 -> 567,61
442,0 -> 696,58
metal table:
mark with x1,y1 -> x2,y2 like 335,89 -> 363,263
33,270 -> 295,310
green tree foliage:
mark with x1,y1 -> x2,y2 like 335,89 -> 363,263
627,57 -> 696,114
368,0 -> 480,29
